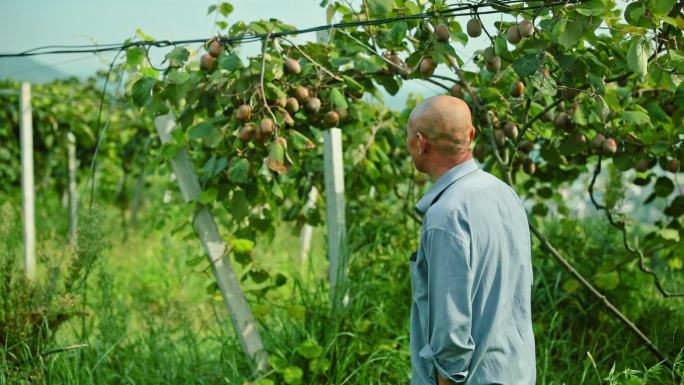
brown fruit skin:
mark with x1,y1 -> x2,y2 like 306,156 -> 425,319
285,58 -> 301,75
523,158 -> 536,175
324,111 -> 340,128
518,140 -> 534,153
435,24 -> 450,42
553,112 -> 570,131
467,19 -> 482,38
286,97 -> 300,114
304,97 -> 321,114
335,108 -> 349,122
494,129 -> 507,147
518,20 -> 534,38
294,86 -> 310,103
507,25 -> 522,44
420,58 -> 436,76
281,111 -> 295,127
485,56 -> 501,72
236,104 -> 252,122
239,124 -> 254,143
450,84 -> 464,98
667,159 -> 680,173
200,54 -> 217,72
385,53 -> 403,74
634,158 -> 650,172
510,80 -> 525,98
208,40 -> 223,58
483,47 -> 496,62
503,122 -> 519,139
590,133 -> 606,151
258,118 -> 275,141
274,97 -> 287,108
602,138 -> 618,156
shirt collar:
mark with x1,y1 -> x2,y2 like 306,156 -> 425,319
415,158 -> 479,217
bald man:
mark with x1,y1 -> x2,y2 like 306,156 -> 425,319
406,96 -> 535,385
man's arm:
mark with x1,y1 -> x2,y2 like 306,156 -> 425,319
420,228 -> 475,383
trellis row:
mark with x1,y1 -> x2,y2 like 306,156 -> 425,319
155,113 -> 349,371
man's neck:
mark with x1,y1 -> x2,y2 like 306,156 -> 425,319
428,153 -> 473,182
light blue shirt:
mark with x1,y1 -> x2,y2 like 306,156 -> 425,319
410,159 -> 536,385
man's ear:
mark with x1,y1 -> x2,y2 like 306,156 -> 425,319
416,132 -> 429,153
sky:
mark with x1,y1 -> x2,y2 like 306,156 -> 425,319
0,0 -> 507,109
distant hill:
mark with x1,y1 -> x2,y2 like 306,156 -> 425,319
0,57 -> 71,83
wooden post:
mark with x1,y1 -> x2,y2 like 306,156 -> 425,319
67,131 -> 78,248
154,114 -> 269,373
299,187 -> 318,264
20,82 -> 36,281
323,128 -> 348,305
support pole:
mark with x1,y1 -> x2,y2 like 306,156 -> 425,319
299,187 -> 319,264
67,131 -> 78,249
323,128 -> 348,306
20,82 -> 35,281
154,114 -> 269,373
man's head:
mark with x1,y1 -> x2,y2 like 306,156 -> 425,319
406,95 -> 476,179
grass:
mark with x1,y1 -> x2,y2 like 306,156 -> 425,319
1,189 -> 682,385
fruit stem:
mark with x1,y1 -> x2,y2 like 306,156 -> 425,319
259,33 -> 279,136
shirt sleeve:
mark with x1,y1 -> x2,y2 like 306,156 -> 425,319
419,228 -> 475,384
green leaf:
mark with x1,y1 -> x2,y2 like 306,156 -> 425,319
219,2 -> 234,17
654,176 -> 675,197
199,188 -> 218,204
267,137 -> 289,174
659,228 -> 679,242
230,238 -> 255,255
188,121 -> 215,140
166,70 -> 190,84
227,158 -> 250,184
185,256 -> 204,267
665,195 -> 684,217
529,73 -> 557,97
650,0 -> 676,16
511,54 -> 539,78
165,47 -> 189,67
594,271 -> 619,290
282,366 -> 303,385
330,88 -> 348,109
388,22 -> 408,46
621,110 -> 650,125
297,339 -> 323,359
557,19 -> 584,49
627,36 -> 650,78
366,0 -> 393,18
126,47 -> 144,67
219,53 -> 243,71
131,76 -> 155,107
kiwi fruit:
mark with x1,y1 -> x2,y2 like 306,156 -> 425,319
485,56 -> 501,72
435,24 -> 450,42
494,129 -> 507,146
450,84 -> 464,98
553,112 -> 570,131
483,47 -> 496,62
305,97 -> 321,114
294,86 -> 310,103
523,158 -> 536,175
467,19 -> 482,38
590,133 -> 606,151
518,20 -> 534,38
602,138 -> 618,156
286,97 -> 300,114
239,124 -> 254,143
503,122 -> 518,139
507,25 -> 522,44
634,158 -> 650,172
420,58 -> 436,76
200,54 -> 217,72
667,159 -> 680,173
208,39 -> 223,58
510,80 -> 525,98
258,118 -> 275,142
285,57 -> 301,75
335,108 -> 349,122
324,111 -> 340,128
518,140 -> 534,153
236,104 -> 252,122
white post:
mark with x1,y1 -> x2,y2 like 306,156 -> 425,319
323,128 -> 348,305
67,131 -> 78,248
20,82 -> 36,281
299,187 -> 318,264
155,114 -> 269,373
